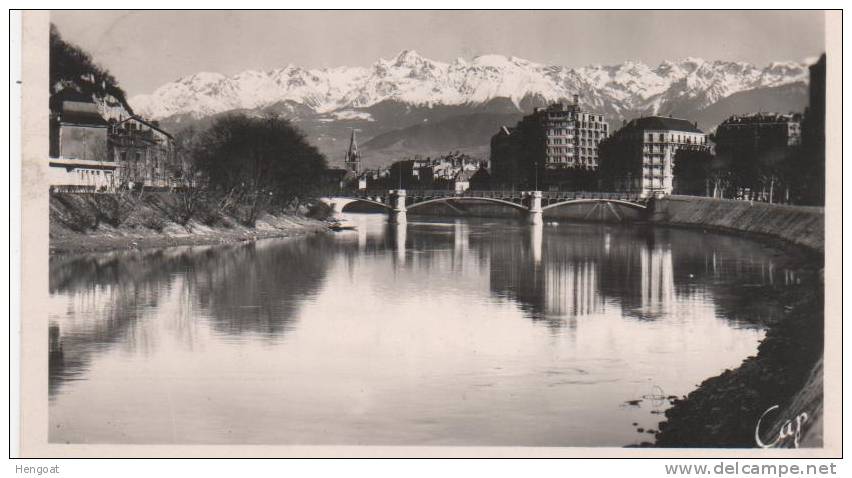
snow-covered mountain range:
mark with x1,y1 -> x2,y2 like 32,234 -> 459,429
130,50 -> 810,168
131,50 -> 808,120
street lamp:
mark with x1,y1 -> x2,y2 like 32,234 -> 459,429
534,159 -> 539,191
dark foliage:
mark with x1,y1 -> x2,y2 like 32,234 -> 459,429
597,135 -> 642,191
190,113 -> 328,226
673,149 -> 713,196
87,191 -> 138,227
49,24 -> 132,113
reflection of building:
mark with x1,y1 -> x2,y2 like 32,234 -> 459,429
544,261 -> 603,318
639,246 -> 674,319
600,116 -> 709,195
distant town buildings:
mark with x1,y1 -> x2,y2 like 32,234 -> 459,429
599,116 -> 709,195
490,98 -> 608,190
453,169 -> 475,192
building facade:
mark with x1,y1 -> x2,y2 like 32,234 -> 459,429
714,113 -> 802,152
109,116 -> 176,189
48,90 -> 117,191
599,116 -> 709,195
490,98 -> 608,190
800,54 -> 826,205
49,88 -> 176,191
539,96 -> 609,170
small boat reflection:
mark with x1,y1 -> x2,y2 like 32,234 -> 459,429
330,221 -> 357,232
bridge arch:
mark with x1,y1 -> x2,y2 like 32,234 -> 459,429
320,197 -> 392,212
406,196 -> 528,212
542,198 -> 648,211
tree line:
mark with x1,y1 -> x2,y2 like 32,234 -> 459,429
673,142 -> 823,205
170,114 -> 329,226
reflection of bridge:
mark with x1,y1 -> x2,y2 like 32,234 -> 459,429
320,189 -> 651,224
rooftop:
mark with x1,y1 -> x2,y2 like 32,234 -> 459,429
117,115 -> 174,139
719,112 -> 803,126
623,116 -> 703,133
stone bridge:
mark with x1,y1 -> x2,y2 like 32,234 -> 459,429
320,189 -> 651,224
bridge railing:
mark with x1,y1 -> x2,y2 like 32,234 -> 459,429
334,189 -> 649,203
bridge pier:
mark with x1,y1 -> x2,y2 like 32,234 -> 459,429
526,191 -> 543,225
389,189 -> 407,224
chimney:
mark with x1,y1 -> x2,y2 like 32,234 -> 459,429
573,94 -> 579,106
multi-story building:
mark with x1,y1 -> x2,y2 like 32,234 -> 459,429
800,54 -> 826,205
48,89 -> 117,191
538,96 -> 609,170
714,113 -> 803,153
49,88 -> 176,191
599,116 -> 709,195
490,97 -> 608,189
108,116 -> 176,188
712,112 -> 804,202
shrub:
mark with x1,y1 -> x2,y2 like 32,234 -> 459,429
139,210 -> 166,232
52,193 -> 98,232
88,192 -> 137,227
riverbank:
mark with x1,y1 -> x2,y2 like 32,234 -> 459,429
49,192 -> 331,255
650,195 -> 825,254
650,196 -> 825,448
654,280 -> 823,447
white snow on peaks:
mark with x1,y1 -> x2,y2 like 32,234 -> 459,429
130,52 -> 809,120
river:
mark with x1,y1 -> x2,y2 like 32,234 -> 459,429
47,213 -> 814,446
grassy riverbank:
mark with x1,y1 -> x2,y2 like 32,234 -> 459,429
49,192 -> 332,255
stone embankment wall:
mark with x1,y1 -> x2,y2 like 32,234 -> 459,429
649,195 -> 825,254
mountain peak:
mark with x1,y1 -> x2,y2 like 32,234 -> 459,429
132,54 -> 808,120
471,54 -> 515,68
392,49 -> 426,66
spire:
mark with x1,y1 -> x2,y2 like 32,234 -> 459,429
347,129 -> 359,159
344,128 -> 361,173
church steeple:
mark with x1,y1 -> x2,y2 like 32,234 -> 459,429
344,129 -> 361,174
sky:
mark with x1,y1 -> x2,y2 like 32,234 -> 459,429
50,10 -> 826,97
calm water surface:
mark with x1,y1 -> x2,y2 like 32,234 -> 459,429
48,214 -> 814,446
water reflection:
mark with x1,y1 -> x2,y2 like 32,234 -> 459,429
48,214 -> 815,445
48,238 -> 336,397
